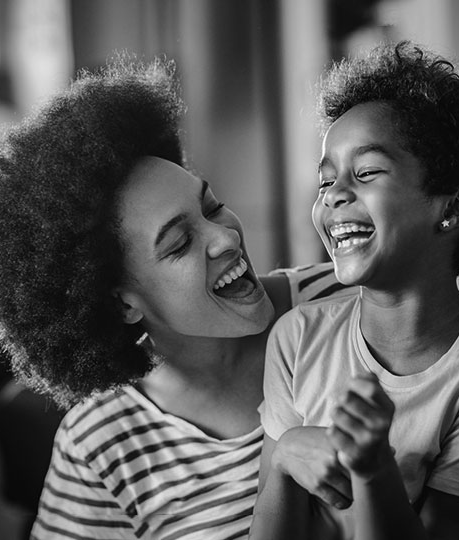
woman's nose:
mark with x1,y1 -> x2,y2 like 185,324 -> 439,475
323,175 -> 356,208
206,222 -> 242,259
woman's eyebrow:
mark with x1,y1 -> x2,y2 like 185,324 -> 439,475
200,180 -> 209,201
155,213 -> 186,247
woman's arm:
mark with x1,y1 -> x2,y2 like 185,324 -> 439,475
31,428 -> 141,540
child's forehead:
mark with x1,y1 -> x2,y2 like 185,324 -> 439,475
323,102 -> 410,155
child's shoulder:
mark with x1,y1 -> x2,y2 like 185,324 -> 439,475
273,292 -> 360,339
296,291 -> 359,318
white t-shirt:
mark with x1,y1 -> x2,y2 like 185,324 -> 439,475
262,294 -> 459,537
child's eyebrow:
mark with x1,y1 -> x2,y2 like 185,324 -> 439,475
318,157 -> 331,172
318,143 -> 394,174
354,143 -> 393,159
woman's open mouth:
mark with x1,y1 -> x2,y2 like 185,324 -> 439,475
212,257 -> 258,299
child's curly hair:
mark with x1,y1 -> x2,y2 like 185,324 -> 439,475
0,56 -> 185,408
318,40 -> 459,197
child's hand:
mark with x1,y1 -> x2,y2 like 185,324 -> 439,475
327,373 -> 395,481
273,426 -> 353,509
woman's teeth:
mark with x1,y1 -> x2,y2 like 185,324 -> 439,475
214,259 -> 248,290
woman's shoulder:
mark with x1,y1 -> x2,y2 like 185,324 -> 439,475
261,262 -> 358,314
59,388 -> 140,444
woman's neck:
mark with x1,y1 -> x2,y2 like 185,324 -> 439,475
138,332 -> 267,439
144,272 -> 288,387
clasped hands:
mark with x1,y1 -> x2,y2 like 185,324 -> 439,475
272,373 -> 395,510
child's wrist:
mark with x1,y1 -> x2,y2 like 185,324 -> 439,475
347,444 -> 397,484
271,433 -> 290,475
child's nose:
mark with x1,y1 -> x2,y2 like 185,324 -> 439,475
323,174 -> 356,208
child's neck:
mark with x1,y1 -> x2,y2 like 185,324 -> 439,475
360,281 -> 459,376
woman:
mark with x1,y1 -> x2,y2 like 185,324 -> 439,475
0,58 -> 350,539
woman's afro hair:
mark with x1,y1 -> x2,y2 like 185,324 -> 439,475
0,56 -> 185,408
318,40 -> 459,196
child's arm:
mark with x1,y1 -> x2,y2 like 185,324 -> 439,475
420,487 -> 459,538
328,373 -> 456,540
249,427 -> 352,540
249,434 -> 310,540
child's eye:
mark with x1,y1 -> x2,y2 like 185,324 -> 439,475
319,179 -> 334,191
204,202 -> 225,219
356,169 -> 382,182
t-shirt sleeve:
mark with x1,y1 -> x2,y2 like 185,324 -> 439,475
427,416 -> 459,496
260,308 -> 304,441
30,422 -> 143,540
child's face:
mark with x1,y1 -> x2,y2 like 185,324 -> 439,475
313,102 -> 449,289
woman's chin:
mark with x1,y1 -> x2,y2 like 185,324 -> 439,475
255,296 -> 276,331
238,294 -> 275,337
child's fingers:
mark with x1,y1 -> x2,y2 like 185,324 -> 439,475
331,400 -> 368,435
327,422 -> 355,462
326,374 -> 396,477
315,478 -> 353,510
327,419 -> 393,476
329,405 -> 382,454
334,390 -> 390,432
345,374 -> 395,414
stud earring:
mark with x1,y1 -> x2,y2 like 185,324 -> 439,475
441,218 -> 451,229
440,215 -> 457,230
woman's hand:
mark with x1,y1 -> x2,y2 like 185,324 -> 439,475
327,373 -> 395,481
272,426 -> 353,509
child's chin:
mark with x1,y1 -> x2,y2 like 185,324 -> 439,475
333,263 -> 365,287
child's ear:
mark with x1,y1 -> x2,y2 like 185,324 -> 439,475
112,289 -> 144,324
448,193 -> 459,215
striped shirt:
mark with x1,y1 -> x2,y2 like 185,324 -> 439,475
31,262 -> 353,540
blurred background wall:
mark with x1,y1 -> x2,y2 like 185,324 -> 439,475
1,0 -> 459,537
0,0 -> 457,274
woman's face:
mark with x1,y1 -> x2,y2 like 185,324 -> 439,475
116,157 -> 274,339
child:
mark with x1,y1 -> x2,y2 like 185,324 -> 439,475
249,41 -> 459,540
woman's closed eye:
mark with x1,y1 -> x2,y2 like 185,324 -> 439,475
166,233 -> 193,261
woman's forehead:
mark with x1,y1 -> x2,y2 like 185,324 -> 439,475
117,157 -> 201,236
